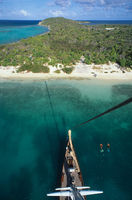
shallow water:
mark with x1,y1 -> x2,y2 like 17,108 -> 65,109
0,25 -> 48,45
0,79 -> 132,200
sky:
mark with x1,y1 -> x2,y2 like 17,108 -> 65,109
0,0 -> 132,20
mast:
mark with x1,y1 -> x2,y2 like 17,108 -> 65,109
47,130 -> 103,199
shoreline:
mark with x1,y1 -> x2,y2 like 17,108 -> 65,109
0,23 -> 49,46
0,62 -> 132,81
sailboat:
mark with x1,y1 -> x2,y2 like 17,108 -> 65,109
45,85 -> 131,200
47,130 -> 103,200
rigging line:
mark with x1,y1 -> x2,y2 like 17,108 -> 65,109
72,97 -> 132,130
45,81 -> 59,134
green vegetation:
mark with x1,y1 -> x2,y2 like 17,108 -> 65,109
0,17 -> 132,72
18,64 -> 50,73
55,69 -> 61,73
62,67 -> 74,74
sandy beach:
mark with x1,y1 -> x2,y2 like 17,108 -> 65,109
0,62 -> 132,80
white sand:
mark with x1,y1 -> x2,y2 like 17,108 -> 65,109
0,62 -> 132,80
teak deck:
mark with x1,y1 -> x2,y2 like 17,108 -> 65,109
60,130 -> 84,200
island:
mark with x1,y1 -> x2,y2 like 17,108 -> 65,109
0,17 -> 132,80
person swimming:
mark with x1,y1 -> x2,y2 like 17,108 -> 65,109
107,143 -> 110,152
100,144 -> 104,153
99,143 -> 110,153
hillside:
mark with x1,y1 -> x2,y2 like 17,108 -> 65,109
0,17 -> 132,73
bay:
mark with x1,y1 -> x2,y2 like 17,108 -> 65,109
0,20 -> 48,45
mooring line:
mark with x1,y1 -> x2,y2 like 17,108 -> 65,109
72,97 -> 132,130
45,81 -> 59,135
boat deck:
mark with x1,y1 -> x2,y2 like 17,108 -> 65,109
60,131 -> 83,200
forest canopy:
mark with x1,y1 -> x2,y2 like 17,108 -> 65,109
0,17 -> 132,72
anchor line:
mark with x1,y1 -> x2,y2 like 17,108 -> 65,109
72,97 -> 132,130
45,81 -> 59,134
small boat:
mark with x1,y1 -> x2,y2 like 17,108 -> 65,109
47,130 -> 103,200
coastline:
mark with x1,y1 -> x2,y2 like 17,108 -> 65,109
0,62 -> 132,81
0,23 -> 49,46
1,19 -> 131,81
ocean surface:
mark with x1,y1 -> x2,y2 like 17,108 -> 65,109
0,79 -> 132,200
0,20 -> 48,45
80,20 -> 132,25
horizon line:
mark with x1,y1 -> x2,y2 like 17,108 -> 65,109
0,18 -> 132,21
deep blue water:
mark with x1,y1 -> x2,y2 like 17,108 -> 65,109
0,79 -> 132,200
79,20 -> 132,25
0,20 -> 48,45
0,20 -> 41,27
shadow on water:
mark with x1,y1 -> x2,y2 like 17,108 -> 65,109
112,84 -> 132,98
47,84 -> 91,113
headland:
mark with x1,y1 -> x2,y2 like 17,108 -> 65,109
0,17 -> 132,81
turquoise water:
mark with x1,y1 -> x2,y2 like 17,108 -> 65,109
0,79 -> 132,200
0,22 -> 48,45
